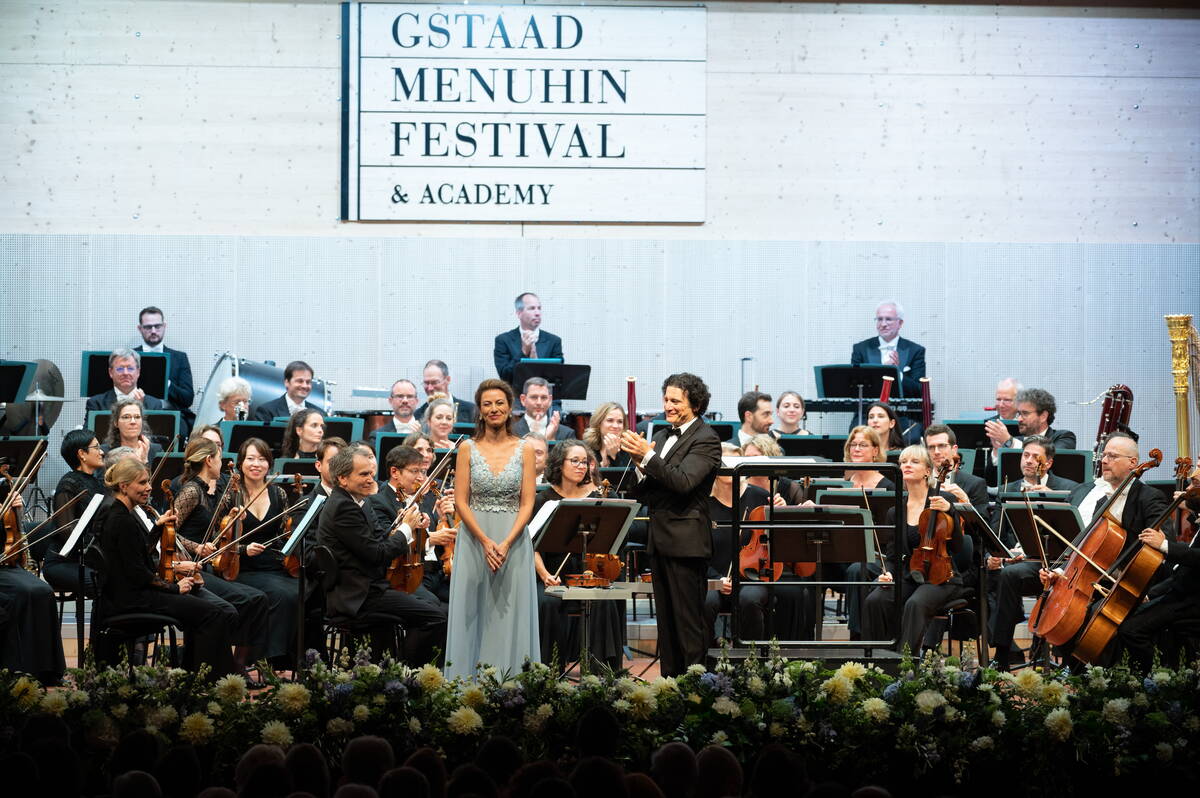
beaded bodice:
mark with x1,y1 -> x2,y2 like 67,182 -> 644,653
468,440 -> 524,513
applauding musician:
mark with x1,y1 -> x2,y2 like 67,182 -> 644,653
515,377 -> 571,441
494,292 -> 564,387
583,401 -> 630,468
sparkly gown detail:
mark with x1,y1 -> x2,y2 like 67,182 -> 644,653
445,440 -> 540,679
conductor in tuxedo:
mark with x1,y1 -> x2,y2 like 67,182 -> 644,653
85,348 -> 166,413
494,292 -> 564,387
254,360 -> 325,422
849,301 -> 926,399
621,373 -> 722,676
134,306 -> 195,435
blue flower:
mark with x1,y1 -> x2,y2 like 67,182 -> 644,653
959,670 -> 979,689
883,682 -> 900,703
332,682 -> 355,704
384,680 -> 408,700
305,649 -> 323,668
1143,678 -> 1159,694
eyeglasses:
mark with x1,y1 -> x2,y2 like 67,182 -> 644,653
113,366 -> 138,375
1099,452 -> 1134,462
875,316 -> 899,323
119,415 -> 142,422
565,458 -> 590,466
391,394 -> 417,400
86,444 -> 103,451
847,442 -> 875,450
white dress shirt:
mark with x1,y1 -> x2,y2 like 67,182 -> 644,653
1076,477 -> 1129,528
641,416 -> 700,467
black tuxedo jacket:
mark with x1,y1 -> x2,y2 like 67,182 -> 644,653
513,415 -> 572,441
317,487 -> 408,619
629,420 -> 722,558
414,396 -> 477,424
135,345 -> 194,421
253,394 -> 324,423
1149,538 -> 1200,598
1068,479 -> 1171,558
494,327 -> 564,385
849,336 -> 926,398
948,469 -> 990,516
86,390 -> 165,413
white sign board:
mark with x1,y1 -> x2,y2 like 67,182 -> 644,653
341,3 -> 706,222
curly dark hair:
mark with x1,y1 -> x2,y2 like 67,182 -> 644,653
544,439 -> 592,488
1016,388 -> 1057,425
473,378 -> 516,438
662,373 -> 710,416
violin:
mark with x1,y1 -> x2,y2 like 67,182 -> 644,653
386,486 -> 429,594
282,474 -> 305,578
1033,449 -> 1162,647
738,503 -> 817,582
0,464 -> 29,569
909,462 -> 955,585
212,470 -> 244,581
432,477 -> 457,578
157,480 -> 179,582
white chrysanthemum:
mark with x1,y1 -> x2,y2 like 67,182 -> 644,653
261,720 -> 292,747
746,676 -> 766,696
461,685 -> 487,708
556,681 -> 575,695
1103,698 -> 1131,726
117,685 -> 135,699
860,697 -> 890,722
148,705 -> 178,728
179,713 -> 215,745
820,675 -> 854,704
353,704 -> 370,722
335,671 -> 353,684
710,730 -> 728,745
355,663 -> 382,679
1152,670 -> 1171,685
1012,669 -> 1043,695
1040,682 -> 1068,706
68,690 -> 88,706
914,690 -> 947,715
1156,742 -> 1173,762
712,696 -> 741,717
112,703 -> 129,719
1044,708 -> 1072,741
408,717 -> 422,734
835,661 -> 868,682
207,701 -> 223,716
275,683 -> 311,715
653,676 -> 679,696
326,717 -> 354,736
612,699 -> 632,713
524,703 -> 554,732
687,664 -> 707,676
416,664 -> 444,691
626,685 -> 658,719
794,661 -> 817,673
991,710 -> 1006,728
944,706 -> 959,722
447,706 -> 483,734
970,736 -> 994,751
615,678 -> 637,696
10,676 -> 41,710
580,674 -> 602,688
214,674 -> 247,704
40,691 -> 69,716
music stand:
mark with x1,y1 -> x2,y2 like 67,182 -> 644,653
512,361 -> 591,403
81,351 -> 169,400
275,458 -> 319,477
221,420 -> 287,458
1003,502 -> 1083,566
281,493 -> 327,675
814,364 -> 901,424
1048,449 -> 1092,485
532,498 -> 638,674
0,436 -> 45,471
946,419 -> 1018,451
322,416 -> 364,445
816,488 -> 899,529
0,361 -> 36,404
776,434 -> 848,461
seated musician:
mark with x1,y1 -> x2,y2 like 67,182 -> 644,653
583,401 -> 630,468
523,432 -> 549,483
42,429 -> 108,596
771,391 -> 811,436
416,360 -> 477,423
171,437 -> 271,678
423,397 -> 458,451
103,399 -> 164,464
997,436 -> 1079,496
381,379 -> 422,437
97,457 -> 236,679
703,443 -> 772,644
989,378 -> 1022,422
923,424 -> 989,517
743,434 -> 801,504
317,443 -> 447,664
862,445 -> 969,655
404,432 -> 436,472
368,445 -> 456,607
254,360 -> 324,422
216,376 -> 253,422
230,438 -> 302,668
844,426 -> 894,491
514,377 -> 571,441
533,439 -> 624,670
866,403 -> 905,451
736,391 -> 774,447
983,388 -> 1077,481
0,486 -> 66,684
282,408 -> 325,459
85,348 -> 166,414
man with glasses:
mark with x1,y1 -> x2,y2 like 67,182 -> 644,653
922,424 -> 989,516
375,379 -> 422,439
134,306 -> 195,435
85,348 -> 166,414
414,359 -> 477,423
850,300 -> 926,399
982,388 -> 1077,485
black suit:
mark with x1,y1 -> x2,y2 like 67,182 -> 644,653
849,336 -> 926,398
1066,479 -> 1169,558
86,390 -> 165,413
135,345 -> 194,434
998,473 -> 1079,495
494,327 -> 564,386
1119,535 -> 1200,671
253,394 -> 324,423
367,483 -> 448,606
948,469 -> 990,517
414,396 -> 477,424
317,487 -> 446,663
513,415 -> 572,441
983,426 -> 1079,487
628,419 -> 721,675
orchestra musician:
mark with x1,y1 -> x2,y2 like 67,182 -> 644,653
842,426 -> 895,640
735,391 -> 773,447
620,373 -> 722,676
996,436 -> 1079,496
983,388 -> 1077,481
989,378 -> 1022,421
423,397 -> 458,450
282,408 -> 325,459
103,399 -> 164,464
850,301 -> 927,399
254,360 -> 324,422
922,424 -> 989,516
771,391 -> 811,436
582,401 -> 631,468
216,376 -> 253,422
98,457 -> 236,679
494,292 -> 564,387
403,432 -> 436,472
0,486 -> 66,684
865,402 -> 905,451
42,429 -> 108,596
523,432 -> 549,483
134,306 -> 195,435
862,445 -> 969,656
378,379 -> 422,437
318,443 -> 448,664
415,360 -> 477,423
85,348 -> 166,415
514,377 -> 571,441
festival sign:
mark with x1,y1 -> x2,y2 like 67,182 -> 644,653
341,3 -> 706,222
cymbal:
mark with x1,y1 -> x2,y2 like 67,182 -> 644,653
25,388 -> 75,403
0,359 -> 66,434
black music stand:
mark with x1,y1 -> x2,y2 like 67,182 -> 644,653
1047,449 -> 1092,485
221,421 -> 287,458
955,503 -> 1012,658
512,361 -> 591,402
533,498 -> 638,674
0,436 -> 45,472
814,364 -> 900,424
81,351 -> 169,400
281,493 -> 327,676
816,488 -> 899,528
0,361 -> 36,404
1003,502 -> 1082,566
776,434 -> 848,460
322,416 -> 364,445
946,419 -> 1018,451
275,458 -> 319,477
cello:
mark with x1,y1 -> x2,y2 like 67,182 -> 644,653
908,462 -> 955,585
1032,449 -> 1162,647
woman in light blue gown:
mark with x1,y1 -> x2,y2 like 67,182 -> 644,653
444,378 -> 540,679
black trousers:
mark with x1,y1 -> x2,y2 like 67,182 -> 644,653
650,553 -> 708,677
863,575 -> 965,655
704,584 -> 768,642
0,567 -> 66,682
42,553 -> 97,597
358,587 -> 448,665
422,561 -> 450,605
989,560 -> 1042,648
236,569 -> 300,662
1118,591 -> 1200,672
105,588 -> 237,678
201,571 -> 271,661
845,562 -> 883,637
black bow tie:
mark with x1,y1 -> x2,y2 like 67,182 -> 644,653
666,426 -> 683,438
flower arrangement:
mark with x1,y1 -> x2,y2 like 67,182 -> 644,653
2,647 -> 1197,793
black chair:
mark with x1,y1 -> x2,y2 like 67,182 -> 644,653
83,546 -> 180,673
311,545 -> 403,661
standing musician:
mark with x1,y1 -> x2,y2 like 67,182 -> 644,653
171,437 -> 271,678
368,445 -> 456,607
923,424 -> 989,516
583,401 -> 631,468
134,305 -> 195,435
43,429 -> 108,596
735,391 -> 773,447
254,360 -> 324,422
97,457 -> 236,679
494,292 -> 564,387
415,360 -> 477,423
850,301 -> 927,399
620,373 -> 722,677
772,391 -> 811,436
230,438 -> 302,668
862,445 -> 969,656
319,443 -> 447,664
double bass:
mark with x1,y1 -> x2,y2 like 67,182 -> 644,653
909,462 -> 955,585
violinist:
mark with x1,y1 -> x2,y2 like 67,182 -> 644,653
865,403 -> 905,451
404,432 -> 436,471
282,408 -> 325,459
532,440 -> 623,671
923,425 -> 989,516
42,429 -> 108,596
771,391 -> 811,436
317,444 -> 447,664
367,445 -> 455,607
97,457 -> 236,679
103,399 -> 163,464
582,401 -> 631,468
862,445 -> 969,656
172,437 -> 271,678
231,438 -> 302,668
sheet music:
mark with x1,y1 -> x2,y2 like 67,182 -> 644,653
58,494 -> 103,557
528,499 -> 559,539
